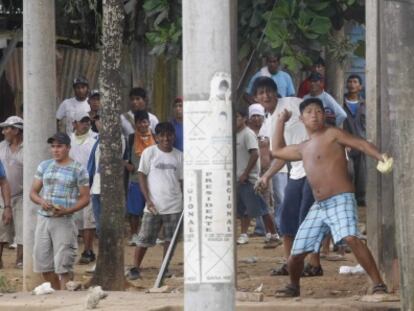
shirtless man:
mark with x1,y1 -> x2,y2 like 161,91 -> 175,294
272,98 -> 391,297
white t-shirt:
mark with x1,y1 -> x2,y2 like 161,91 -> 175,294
120,110 -> 159,137
56,97 -> 91,135
69,130 -> 98,169
91,144 -> 101,195
138,145 -> 183,215
237,127 -> 259,184
258,98 -> 298,173
277,97 -> 308,179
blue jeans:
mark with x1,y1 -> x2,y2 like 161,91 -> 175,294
91,194 -> 101,235
254,172 -> 288,235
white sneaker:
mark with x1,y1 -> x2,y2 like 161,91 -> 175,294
128,234 -> 139,246
264,233 -> 272,243
237,234 -> 249,245
156,238 -> 165,245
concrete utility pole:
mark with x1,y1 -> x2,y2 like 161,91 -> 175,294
23,0 -> 57,290
376,0 -> 414,309
365,0 -> 399,292
182,1 -> 236,310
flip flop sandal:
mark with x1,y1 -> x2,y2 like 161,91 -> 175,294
372,283 -> 388,294
325,254 -> 347,261
270,263 -> 289,276
301,263 -> 323,277
275,284 -> 300,297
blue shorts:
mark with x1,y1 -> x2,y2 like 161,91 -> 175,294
279,177 -> 314,237
237,182 -> 269,218
291,192 -> 360,256
91,194 -> 101,235
272,172 -> 288,229
126,182 -> 145,216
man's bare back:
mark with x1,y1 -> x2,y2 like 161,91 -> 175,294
298,127 -> 354,201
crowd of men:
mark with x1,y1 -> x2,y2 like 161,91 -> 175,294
0,51 -> 392,296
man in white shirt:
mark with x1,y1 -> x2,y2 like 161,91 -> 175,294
120,87 -> 159,136
127,122 -> 183,280
253,77 -> 289,229
0,116 -> 24,268
56,76 -> 90,135
69,111 -> 98,265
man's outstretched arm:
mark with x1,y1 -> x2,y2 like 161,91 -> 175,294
334,128 -> 384,161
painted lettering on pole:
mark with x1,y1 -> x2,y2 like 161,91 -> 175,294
184,74 -> 234,284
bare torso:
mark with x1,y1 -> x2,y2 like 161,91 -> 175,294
299,127 -> 354,201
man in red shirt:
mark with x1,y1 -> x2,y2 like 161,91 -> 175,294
297,57 -> 325,98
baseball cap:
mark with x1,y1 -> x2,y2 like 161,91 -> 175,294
0,116 -> 23,129
73,76 -> 89,87
248,104 -> 265,119
309,72 -> 323,81
47,132 -> 71,145
73,111 -> 91,122
174,96 -> 183,103
89,89 -> 100,98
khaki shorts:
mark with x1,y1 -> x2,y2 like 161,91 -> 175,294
74,202 -> 96,230
136,212 -> 182,248
12,195 -> 23,245
33,215 -> 78,274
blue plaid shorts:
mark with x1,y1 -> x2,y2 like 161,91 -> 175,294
291,192 -> 359,256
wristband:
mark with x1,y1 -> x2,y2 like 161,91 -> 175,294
4,205 -> 11,209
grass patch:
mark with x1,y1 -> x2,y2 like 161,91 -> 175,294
0,274 -> 16,293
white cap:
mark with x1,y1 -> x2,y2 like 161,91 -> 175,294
0,116 -> 23,129
248,103 -> 265,119
73,111 -> 90,122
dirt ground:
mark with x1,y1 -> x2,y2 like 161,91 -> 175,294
0,208 -> 399,302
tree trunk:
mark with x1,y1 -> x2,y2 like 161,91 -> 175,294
325,27 -> 345,104
92,0 -> 125,290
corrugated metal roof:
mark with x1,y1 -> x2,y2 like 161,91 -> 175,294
5,46 -> 100,109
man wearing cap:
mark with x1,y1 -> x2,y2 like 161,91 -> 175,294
0,116 -> 24,268
244,52 -> 296,105
69,111 -> 98,264
303,72 -> 347,126
88,89 -> 101,133
30,132 -> 90,289
247,104 -> 280,244
56,76 -> 91,135
297,57 -> 326,98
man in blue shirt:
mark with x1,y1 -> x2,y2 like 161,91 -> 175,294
343,74 -> 366,206
171,96 -> 183,152
245,53 -> 295,104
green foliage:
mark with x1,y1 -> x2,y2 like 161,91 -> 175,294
247,0 -> 364,71
142,0 -> 182,57
10,0 -> 362,66
326,32 -> 358,65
